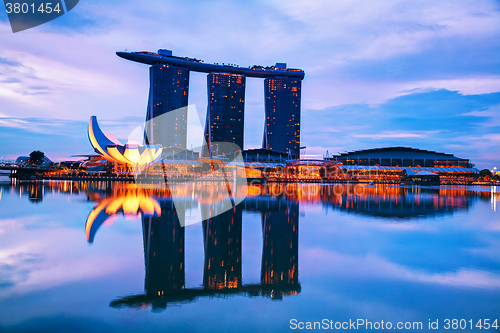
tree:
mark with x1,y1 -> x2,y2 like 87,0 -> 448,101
29,150 -> 45,163
479,169 -> 493,179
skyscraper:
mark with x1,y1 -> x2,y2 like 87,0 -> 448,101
205,73 -> 245,156
118,50 -> 305,158
145,63 -> 189,148
263,77 -> 301,158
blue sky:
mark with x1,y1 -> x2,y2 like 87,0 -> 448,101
0,0 -> 499,168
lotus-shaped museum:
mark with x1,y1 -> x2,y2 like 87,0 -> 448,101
88,116 -> 162,165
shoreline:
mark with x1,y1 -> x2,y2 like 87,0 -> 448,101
1,177 -> 498,187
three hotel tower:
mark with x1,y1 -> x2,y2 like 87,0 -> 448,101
117,49 -> 305,157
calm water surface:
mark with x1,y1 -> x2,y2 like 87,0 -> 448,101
0,181 -> 499,332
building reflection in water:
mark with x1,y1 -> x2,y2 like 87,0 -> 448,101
202,206 -> 242,290
3,181 -> 492,310
85,191 -> 161,243
107,194 -> 300,311
243,197 -> 299,298
318,185 -> 474,218
27,182 -> 44,203
3,181 -> 492,220
143,201 -> 185,297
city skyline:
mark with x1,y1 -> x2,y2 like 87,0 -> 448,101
0,0 -> 499,169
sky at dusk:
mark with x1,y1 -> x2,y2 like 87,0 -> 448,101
0,0 -> 499,168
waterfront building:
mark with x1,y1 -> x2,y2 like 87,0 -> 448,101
263,76 -> 301,158
241,148 -> 290,162
117,50 -> 305,157
205,73 -> 246,156
15,155 -> 52,167
325,147 -> 473,168
321,147 -> 478,184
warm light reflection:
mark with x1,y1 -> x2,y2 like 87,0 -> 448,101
85,191 -> 161,243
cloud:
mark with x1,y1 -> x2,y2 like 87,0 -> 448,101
0,78 -> 21,84
354,131 -> 438,139
0,252 -> 44,290
0,116 -> 147,160
0,55 -> 48,97
302,248 -> 500,289
302,89 -> 500,168
0,225 -> 142,299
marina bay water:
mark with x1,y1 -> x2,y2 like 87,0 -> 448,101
0,181 -> 499,332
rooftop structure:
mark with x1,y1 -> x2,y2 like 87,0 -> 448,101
116,50 -> 305,79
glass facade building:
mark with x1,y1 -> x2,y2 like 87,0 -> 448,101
263,77 -> 301,158
145,63 -> 189,149
204,73 -> 246,156
119,50 -> 305,159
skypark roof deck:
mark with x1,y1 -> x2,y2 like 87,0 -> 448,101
116,50 -> 305,79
